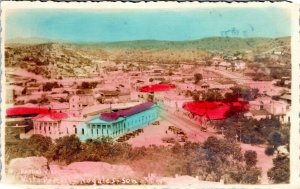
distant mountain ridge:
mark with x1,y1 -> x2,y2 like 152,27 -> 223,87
97,37 -> 290,51
6,37 -> 69,45
6,36 -> 290,53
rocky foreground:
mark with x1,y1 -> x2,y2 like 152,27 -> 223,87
6,157 -> 223,186
7,157 -> 143,185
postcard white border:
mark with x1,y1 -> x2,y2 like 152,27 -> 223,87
0,1 -> 299,189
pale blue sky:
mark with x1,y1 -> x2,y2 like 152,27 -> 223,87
5,8 -> 291,42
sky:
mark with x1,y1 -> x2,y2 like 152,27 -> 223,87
5,8 -> 291,42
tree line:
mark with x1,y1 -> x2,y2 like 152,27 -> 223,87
5,134 -> 287,184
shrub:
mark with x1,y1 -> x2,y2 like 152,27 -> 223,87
265,146 -> 275,156
267,155 -> 289,183
244,150 -> 257,167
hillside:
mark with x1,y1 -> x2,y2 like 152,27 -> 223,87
81,37 -> 290,53
7,36 -> 290,53
4,36 -> 291,78
5,43 -> 105,78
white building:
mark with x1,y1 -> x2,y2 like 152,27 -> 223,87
282,109 -> 291,124
244,109 -> 271,121
218,61 -> 231,69
69,95 -> 83,117
264,100 -> 289,116
32,112 -> 69,138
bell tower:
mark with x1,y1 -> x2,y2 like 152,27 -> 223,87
69,95 -> 83,117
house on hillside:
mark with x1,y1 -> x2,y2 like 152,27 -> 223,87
219,61 -> 231,70
264,100 -> 289,116
212,56 -> 223,66
244,109 -> 271,120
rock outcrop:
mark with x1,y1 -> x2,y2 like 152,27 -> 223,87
7,157 -> 138,185
7,156 -> 49,184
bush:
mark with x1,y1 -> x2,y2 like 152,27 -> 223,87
267,155 -> 289,183
244,150 -> 257,167
46,135 -> 81,164
28,99 -> 38,104
268,131 -> 283,149
192,93 -> 200,101
265,146 -> 275,156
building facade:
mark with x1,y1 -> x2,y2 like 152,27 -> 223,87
78,102 -> 159,141
31,102 -> 160,141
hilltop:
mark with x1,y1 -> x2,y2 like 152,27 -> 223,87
7,36 -> 290,53
5,36 -> 291,78
74,36 -> 290,53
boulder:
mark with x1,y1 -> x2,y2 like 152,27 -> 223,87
7,157 -> 139,185
7,156 -> 50,184
48,161 -> 138,185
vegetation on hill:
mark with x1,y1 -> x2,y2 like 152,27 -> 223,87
5,36 -> 290,78
78,37 -> 290,53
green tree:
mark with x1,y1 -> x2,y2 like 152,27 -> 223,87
192,93 -> 200,101
241,167 -> 261,184
81,81 -> 90,89
267,155 -> 289,183
244,150 -> 258,167
268,131 -> 283,150
265,146 -> 275,156
46,135 -> 81,164
206,90 -> 223,101
21,87 -> 27,95
194,73 -> 203,84
26,134 -> 53,155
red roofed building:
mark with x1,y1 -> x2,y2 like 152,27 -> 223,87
32,112 -> 69,138
139,83 -> 176,93
182,101 -> 249,122
6,106 -> 50,117
138,83 -> 176,102
25,102 -> 160,141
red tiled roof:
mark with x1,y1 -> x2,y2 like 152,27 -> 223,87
139,83 -> 176,93
182,101 -> 249,120
6,106 -> 68,121
6,107 -> 50,117
33,112 -> 69,121
99,112 -> 119,122
100,102 -> 154,122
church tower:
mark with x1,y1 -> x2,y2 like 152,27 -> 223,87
69,95 -> 83,117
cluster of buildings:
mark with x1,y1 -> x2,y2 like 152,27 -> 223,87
5,55 -> 291,141
211,56 -> 246,71
8,96 -> 160,141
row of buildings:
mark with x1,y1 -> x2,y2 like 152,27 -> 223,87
8,96 -> 160,141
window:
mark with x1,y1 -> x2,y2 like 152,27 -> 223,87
75,128 -> 77,134
82,128 -> 84,135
